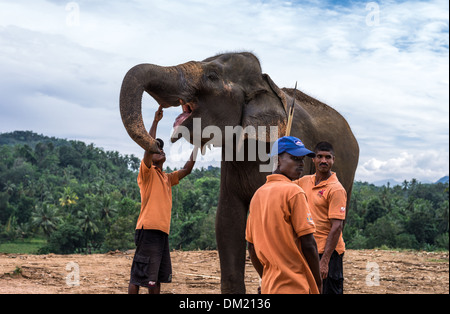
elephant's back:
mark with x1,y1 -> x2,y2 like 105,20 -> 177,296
283,87 -> 357,149
282,88 -> 343,122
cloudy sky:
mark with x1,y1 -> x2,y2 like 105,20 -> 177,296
0,0 -> 448,183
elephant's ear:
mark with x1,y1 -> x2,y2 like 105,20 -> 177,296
240,74 -> 288,143
263,74 -> 288,114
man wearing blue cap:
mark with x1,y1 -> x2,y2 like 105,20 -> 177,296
246,136 -> 322,294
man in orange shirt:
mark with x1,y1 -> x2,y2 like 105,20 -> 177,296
296,141 -> 346,294
246,136 -> 322,294
128,106 -> 197,294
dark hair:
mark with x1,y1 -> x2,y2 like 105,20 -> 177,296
314,141 -> 334,154
156,138 -> 164,149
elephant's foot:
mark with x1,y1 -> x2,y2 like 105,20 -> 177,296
220,275 -> 246,294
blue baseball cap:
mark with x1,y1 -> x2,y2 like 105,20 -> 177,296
270,136 -> 315,157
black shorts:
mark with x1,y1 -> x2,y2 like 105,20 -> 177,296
129,229 -> 172,287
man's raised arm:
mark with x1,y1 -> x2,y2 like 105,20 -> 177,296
143,106 -> 163,168
177,146 -> 199,181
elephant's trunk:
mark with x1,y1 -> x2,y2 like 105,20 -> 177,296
120,62 -> 200,153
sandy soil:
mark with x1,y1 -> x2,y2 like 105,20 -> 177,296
0,249 -> 448,294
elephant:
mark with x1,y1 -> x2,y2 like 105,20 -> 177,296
120,52 -> 359,294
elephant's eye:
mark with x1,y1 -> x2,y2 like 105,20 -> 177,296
207,72 -> 219,81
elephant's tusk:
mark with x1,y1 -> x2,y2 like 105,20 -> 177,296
285,81 -> 297,136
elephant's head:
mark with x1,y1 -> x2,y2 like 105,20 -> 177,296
120,52 -> 288,154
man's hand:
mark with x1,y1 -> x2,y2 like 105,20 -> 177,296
144,105 -> 164,167
320,258 -> 329,279
149,105 -> 163,139
154,105 -> 163,122
320,219 -> 343,279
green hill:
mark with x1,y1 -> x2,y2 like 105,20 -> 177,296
0,131 -> 219,254
0,131 -> 70,148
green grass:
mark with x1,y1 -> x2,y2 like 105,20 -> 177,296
0,238 -> 47,254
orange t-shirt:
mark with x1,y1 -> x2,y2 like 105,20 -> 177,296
135,161 -> 179,234
296,172 -> 346,255
246,174 -> 319,294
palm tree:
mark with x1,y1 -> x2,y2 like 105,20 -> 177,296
98,194 -> 117,225
402,180 -> 410,191
76,205 -> 99,237
3,181 -> 16,195
76,205 -> 100,253
4,215 -> 19,240
59,187 -> 79,209
31,203 -> 61,237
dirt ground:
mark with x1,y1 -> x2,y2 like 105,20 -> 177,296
0,249 -> 448,294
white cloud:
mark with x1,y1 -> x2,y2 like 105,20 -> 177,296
0,0 -> 448,183
357,151 -> 449,183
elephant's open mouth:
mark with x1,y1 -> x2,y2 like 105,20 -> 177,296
171,99 -> 195,143
173,99 -> 194,128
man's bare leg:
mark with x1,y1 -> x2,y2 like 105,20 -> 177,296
128,283 -> 139,294
148,282 -> 161,294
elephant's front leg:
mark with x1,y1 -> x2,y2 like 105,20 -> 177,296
216,195 -> 248,294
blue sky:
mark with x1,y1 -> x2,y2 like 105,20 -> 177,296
0,0 -> 448,183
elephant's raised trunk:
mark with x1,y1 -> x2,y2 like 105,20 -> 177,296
120,63 -> 198,153
120,64 -> 156,153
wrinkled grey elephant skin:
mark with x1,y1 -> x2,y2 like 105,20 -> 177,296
120,52 -> 359,294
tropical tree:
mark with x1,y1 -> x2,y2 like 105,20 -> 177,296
76,205 -> 99,237
59,187 -> 79,211
31,203 -> 61,236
